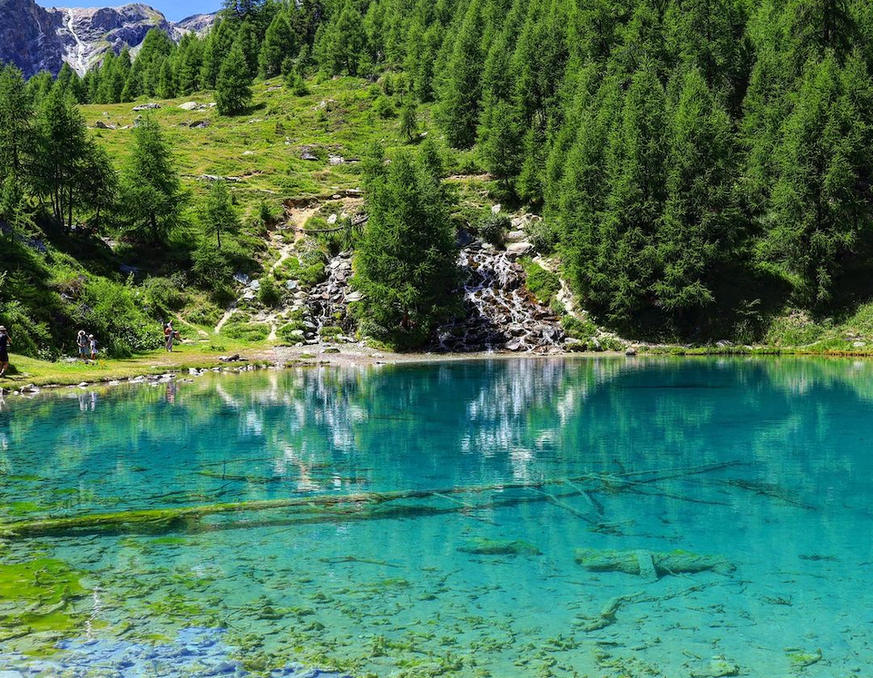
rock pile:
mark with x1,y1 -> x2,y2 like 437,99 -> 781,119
302,251 -> 358,340
433,244 -> 564,353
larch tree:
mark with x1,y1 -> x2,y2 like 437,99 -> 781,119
120,116 -> 185,244
216,39 -> 254,116
352,149 -> 460,346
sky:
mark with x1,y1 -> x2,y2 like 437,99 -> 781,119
38,0 -> 219,22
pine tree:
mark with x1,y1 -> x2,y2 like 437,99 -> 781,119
76,143 -> 118,232
260,10 -> 295,78
120,116 -> 185,243
352,149 -> 460,346
0,65 -> 33,182
201,179 -> 240,248
216,40 -> 254,116
655,67 -> 740,316
176,34 -> 205,95
478,99 -> 522,191
236,19 -> 261,77
314,0 -> 366,75
762,53 -> 873,305
596,66 -> 668,321
400,99 -> 418,142
435,0 -> 484,148
31,87 -> 92,228
200,19 -> 238,90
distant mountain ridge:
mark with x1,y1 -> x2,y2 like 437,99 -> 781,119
0,0 -> 216,77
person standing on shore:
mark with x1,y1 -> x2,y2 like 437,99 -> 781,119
164,321 -> 175,352
0,326 -> 11,378
89,334 -> 98,361
77,330 -> 88,360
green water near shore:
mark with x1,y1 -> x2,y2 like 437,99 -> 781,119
1,357 -> 872,676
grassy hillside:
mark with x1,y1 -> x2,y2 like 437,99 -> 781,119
0,74 -> 494,379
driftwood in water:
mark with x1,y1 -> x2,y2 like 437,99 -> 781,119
723,479 -> 815,509
575,548 -> 735,577
0,460 -> 745,540
574,581 -> 723,633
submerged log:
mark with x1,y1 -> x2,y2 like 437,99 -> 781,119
0,461 -> 746,540
575,548 -> 735,577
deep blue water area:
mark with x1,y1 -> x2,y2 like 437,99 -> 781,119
1,357 -> 871,677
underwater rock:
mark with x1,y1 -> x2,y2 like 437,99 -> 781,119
690,656 -> 740,677
787,648 -> 822,668
574,548 -> 734,577
457,537 -> 541,556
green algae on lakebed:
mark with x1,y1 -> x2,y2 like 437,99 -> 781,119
0,558 -> 90,651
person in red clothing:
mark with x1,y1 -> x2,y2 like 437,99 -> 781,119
0,326 -> 11,377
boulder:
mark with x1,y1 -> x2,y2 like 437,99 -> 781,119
565,338 -> 586,352
94,120 -> 115,130
505,230 -> 527,243
132,103 -> 161,111
625,346 -> 637,356
329,155 -> 345,165
178,101 -> 199,111
505,338 -> 524,351
506,242 -> 534,258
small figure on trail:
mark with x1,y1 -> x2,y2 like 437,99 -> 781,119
89,334 -> 98,360
164,321 -> 175,352
0,326 -> 10,377
77,330 -> 88,360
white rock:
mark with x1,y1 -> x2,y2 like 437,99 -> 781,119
327,214 -> 338,225
491,204 -> 501,214
178,101 -> 199,111
506,242 -> 534,257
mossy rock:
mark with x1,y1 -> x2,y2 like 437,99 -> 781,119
574,548 -> 734,577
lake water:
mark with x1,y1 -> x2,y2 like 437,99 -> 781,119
1,357 -> 872,678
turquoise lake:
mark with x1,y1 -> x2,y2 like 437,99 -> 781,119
1,357 -> 872,677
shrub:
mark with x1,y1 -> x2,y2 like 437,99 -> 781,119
520,258 -> 561,308
562,314 -> 598,340
527,218 -> 559,255
258,276 -> 282,307
374,96 -> 396,119
478,213 -> 510,246
277,321 -> 306,343
143,276 -> 185,319
192,244 -> 232,288
76,277 -> 162,357
319,325 -> 342,339
0,299 -> 52,359
186,303 -> 222,327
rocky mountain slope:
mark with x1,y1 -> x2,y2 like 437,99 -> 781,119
0,0 -> 214,77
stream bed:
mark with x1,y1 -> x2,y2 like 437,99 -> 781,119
1,357 -> 872,677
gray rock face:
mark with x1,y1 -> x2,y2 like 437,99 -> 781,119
0,0 -> 216,77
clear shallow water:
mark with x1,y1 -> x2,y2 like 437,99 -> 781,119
1,357 -> 872,677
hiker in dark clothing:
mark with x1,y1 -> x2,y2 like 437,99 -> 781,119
0,326 -> 11,378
